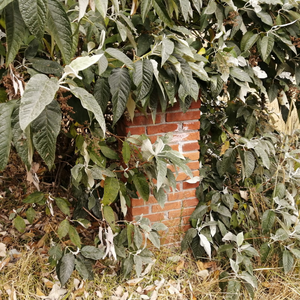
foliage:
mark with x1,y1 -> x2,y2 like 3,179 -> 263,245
2,0 -> 300,292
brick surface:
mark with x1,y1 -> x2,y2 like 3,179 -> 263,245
182,121 -> 201,131
125,126 -> 146,135
147,123 -> 179,135
166,110 -> 200,122
151,201 -> 182,213
183,198 -> 199,207
132,206 -> 149,215
184,151 -> 200,161
143,213 -> 165,222
168,189 -> 196,201
172,131 -> 200,142
182,141 -> 200,152
168,207 -> 196,219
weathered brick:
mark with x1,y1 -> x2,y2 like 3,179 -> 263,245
147,123 -> 179,135
182,142 -> 200,152
184,151 -> 200,161
183,182 -> 199,190
143,213 -> 165,222
182,121 -> 200,131
132,206 -> 149,215
125,126 -> 146,135
168,190 -> 195,201
172,131 -> 200,142
131,198 -> 145,207
183,198 -> 199,207
166,110 -> 200,122
151,201 -> 182,213
168,207 -> 195,218
186,161 -> 200,170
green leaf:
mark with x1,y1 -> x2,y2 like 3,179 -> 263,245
148,231 -> 160,248
133,59 -> 154,100
11,104 -> 31,169
68,54 -> 103,74
260,242 -> 270,263
20,75 -> 59,131
102,177 -> 120,205
58,219 -> 70,238
31,58 -> 64,76
254,146 -> 270,169
57,252 -> 75,286
261,210 -> 276,234
219,148 -> 237,176
156,158 -> 167,190
31,100 -> 61,169
19,0 -> 47,39
134,255 -> 143,277
181,228 -> 197,251
141,0 -> 151,22
48,244 -> 62,262
134,225 -> 143,249
0,101 -> 16,170
105,48 -> 133,69
274,183 -> 285,199
94,0 -> 108,18
260,34 -> 274,62
0,0 -> 13,10
226,280 -> 241,300
13,215 -> 26,233
176,55 -> 195,98
108,68 -> 131,125
103,205 -> 116,231
100,145 -> 119,159
94,77 -> 110,113
257,11 -> 273,26
122,256 -> 134,278
75,255 -> 94,280
204,0 -> 216,14
290,248 -> 300,259
230,67 -> 252,82
241,32 -> 258,52
122,141 -> 131,164
241,151 -> 255,179
153,187 -> 167,208
161,37 -> 174,66
152,0 -> 173,27
81,245 -> 105,260
26,207 -> 36,224
133,173 -> 150,202
282,250 -> 294,274
179,0 -> 192,21
55,197 -> 70,216
68,225 -> 81,248
5,1 -> 26,65
23,191 -> 45,204
70,87 -> 106,135
46,0 -> 73,64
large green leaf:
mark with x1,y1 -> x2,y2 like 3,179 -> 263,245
103,205 -> 117,231
241,151 -> 255,179
141,0 -> 152,22
133,59 -> 154,100
5,1 -> 26,65
102,177 -> 120,205
68,225 -> 81,248
57,252 -> 75,286
241,32 -> 258,52
105,48 -> 133,69
230,67 -> 252,82
261,210 -> 276,234
0,101 -> 16,170
108,68 -> 131,125
81,245 -> 105,260
156,158 -> 167,190
11,104 -> 31,169
31,100 -> 61,169
19,74 -> 59,131
152,0 -> 173,27
70,87 -> 106,134
94,77 -> 111,113
46,0 -> 72,64
260,34 -> 274,62
161,37 -> 174,67
133,173 -> 150,202
282,250 -> 294,274
18,0 -> 47,39
0,0 -> 13,10
94,0 -> 108,18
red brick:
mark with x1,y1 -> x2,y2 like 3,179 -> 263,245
183,182 -> 199,189
168,207 -> 196,218
162,218 -> 181,227
148,195 -> 159,204
176,170 -> 199,181
190,101 -> 201,109
149,136 -> 158,143
125,126 -> 146,135
167,102 -> 181,111
168,190 -> 195,201
132,206 -> 149,215
124,114 -> 162,126
170,144 -> 179,151
166,110 -> 200,122
182,216 -> 192,225
147,123 -> 179,135
143,213 -> 165,222
182,121 -> 200,131
172,132 -> 200,143
151,201 -> 182,213
183,198 -> 199,207
131,199 -> 145,207
186,161 -> 200,170
184,151 -> 200,161
182,142 -> 200,152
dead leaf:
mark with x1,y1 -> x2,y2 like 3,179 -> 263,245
126,278 -> 143,286
36,288 -> 46,297
220,140 -> 230,156
36,234 -> 48,248
240,190 -> 248,200
203,261 -> 217,271
176,260 -> 185,274
0,257 -> 10,271
196,260 -> 204,271
196,270 -> 209,280
0,243 -> 7,257
42,278 -> 54,289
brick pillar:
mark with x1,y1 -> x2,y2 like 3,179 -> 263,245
122,101 -> 200,244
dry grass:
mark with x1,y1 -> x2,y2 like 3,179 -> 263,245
1,245 -> 300,300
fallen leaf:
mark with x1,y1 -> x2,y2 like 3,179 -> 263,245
36,234 -> 48,248
150,290 -> 158,300
167,255 -> 182,263
240,190 -> 248,200
0,243 -> 6,257
126,278 -> 143,286
203,261 -> 217,271
36,288 -> 46,297
196,260 -> 204,271
197,270 -> 209,279
42,278 -> 54,289
115,286 -> 123,297
0,257 -> 10,271
176,260 -> 185,274
95,291 -> 103,298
